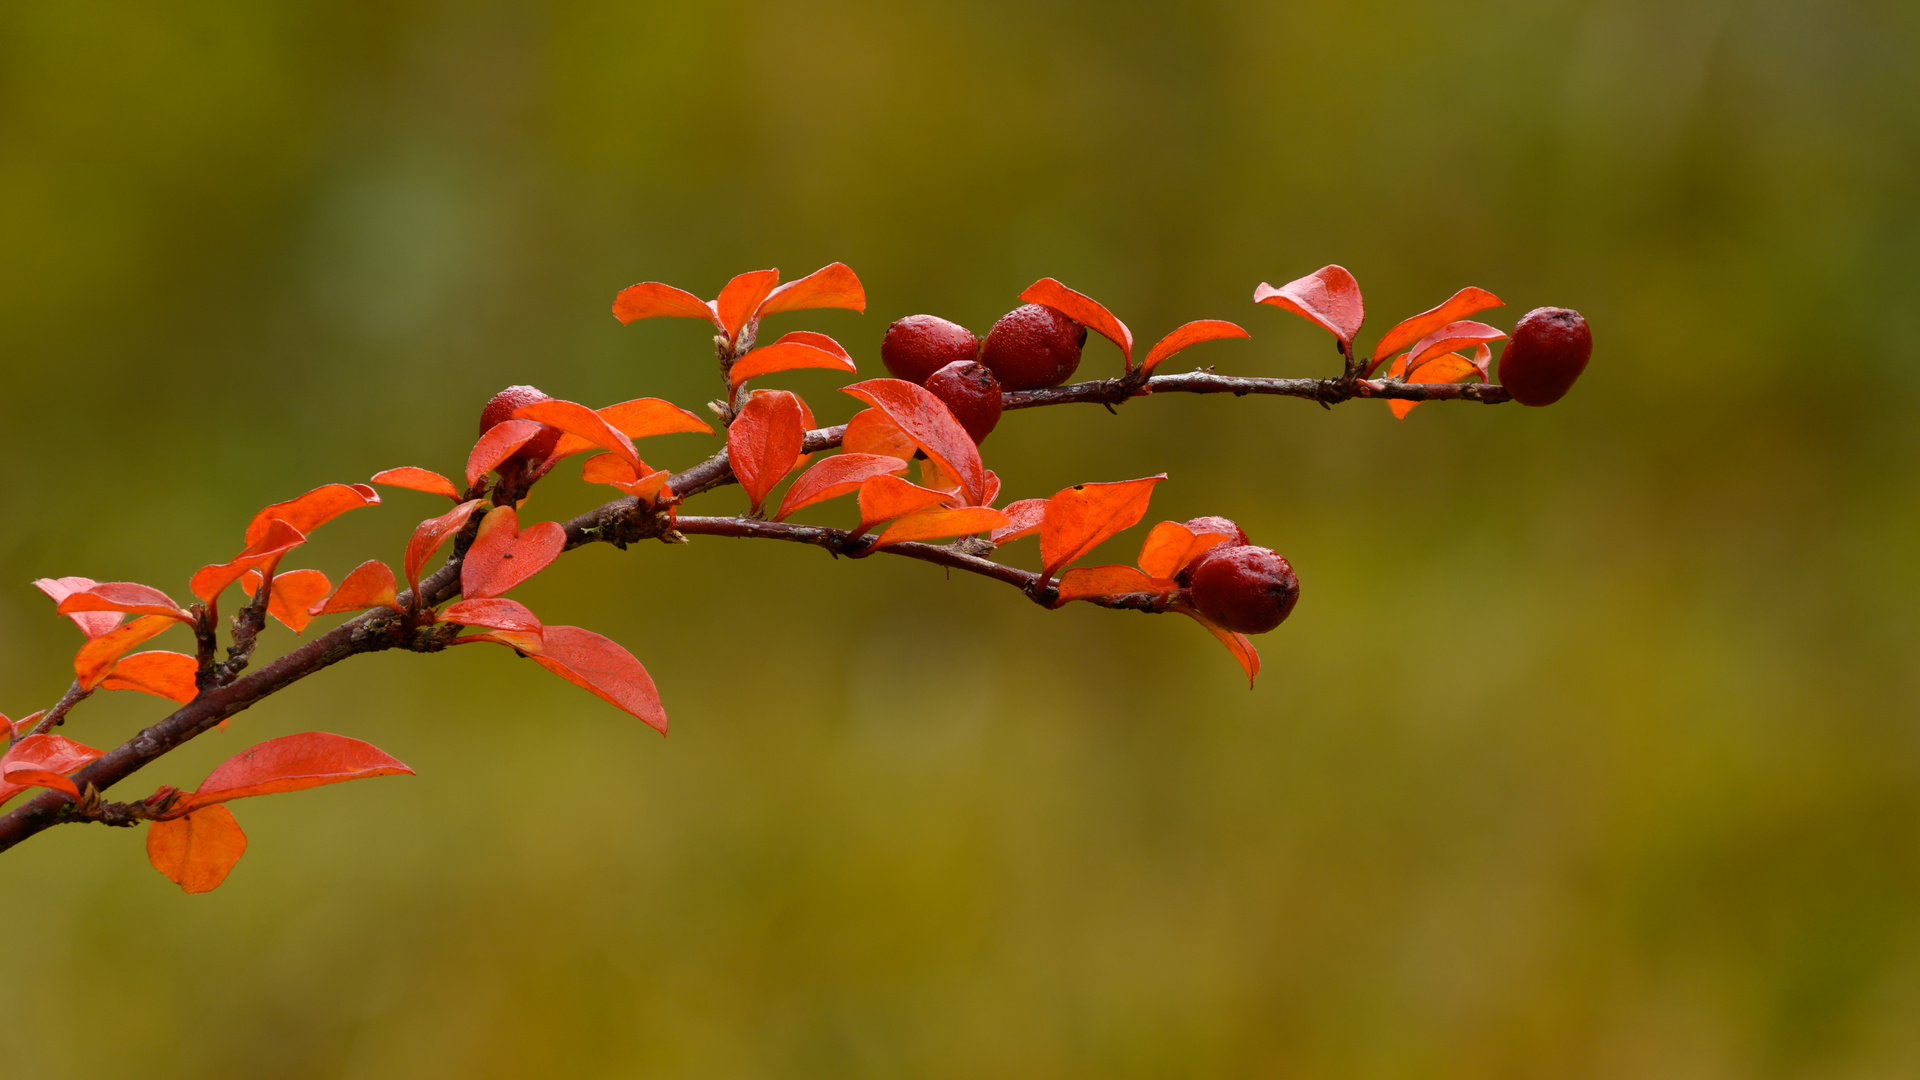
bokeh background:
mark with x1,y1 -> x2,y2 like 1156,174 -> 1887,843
3,0 -> 1917,1076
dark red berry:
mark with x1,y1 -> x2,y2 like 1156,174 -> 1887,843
923,360 -> 1002,444
1188,545 -> 1299,635
480,385 -> 561,463
1497,307 -> 1591,407
1183,516 -> 1250,547
979,304 -> 1086,391
881,315 -> 979,386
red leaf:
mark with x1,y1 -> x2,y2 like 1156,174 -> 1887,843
147,805 -> 247,893
611,280 -> 724,328
256,568 -> 332,633
989,499 -> 1048,544
513,399 -> 642,473
371,466 -> 462,501
465,418 -> 543,488
243,484 -> 379,548
755,262 -> 866,320
1406,320 -> 1507,373
1020,278 -> 1134,366
33,577 -> 124,638
579,454 -> 673,504
871,506 -> 1011,549
549,398 -> 712,459
715,268 -> 781,341
856,474 -> 955,534
312,560 -> 401,616
55,582 -> 193,624
728,332 -> 858,389
404,499 -> 485,590
1038,475 -> 1168,580
1135,521 -> 1231,580
182,732 -> 414,811
841,379 -> 986,506
1384,351 -> 1482,420
189,519 -> 307,603
775,453 -> 911,521
1369,286 -> 1503,369
100,651 -> 199,704
1055,565 -> 1176,605
532,626 -> 668,735
1254,265 -> 1365,346
74,614 -> 179,690
842,408 -> 917,460
727,389 -> 808,515
0,734 -> 105,803
1178,608 -> 1261,687
443,597 -> 543,639
1140,320 -> 1250,373
460,506 -> 566,599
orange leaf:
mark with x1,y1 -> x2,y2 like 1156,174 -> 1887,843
1139,319 -> 1250,373
404,499 -> 485,590
1178,608 -> 1261,687
755,262 -> 866,320
75,615 -> 178,690
1385,351 -> 1482,420
1135,520 -> 1230,580
442,597 -> 543,640
33,577 -> 124,638
465,418 -> 543,488
371,466 -> 462,501
312,560 -> 401,616
611,280 -> 724,328
0,733 -> 105,803
842,408 -> 917,460
55,582 -> 193,624
1369,286 -> 1503,369
460,506 -> 565,599
728,332 -> 858,389
856,474 -> 954,534
715,268 -> 781,341
871,506 -> 1011,548
1055,565 -> 1176,604
989,499 -> 1048,544
1020,278 -> 1133,366
242,484 -> 379,548
550,398 -> 712,459
189,519 -> 307,604
531,625 -> 668,735
1406,320 -> 1506,374
146,805 -> 247,893
727,389 -> 807,515
1254,265 -> 1365,346
1039,475 -> 1168,580
513,399 -> 641,473
579,454 -> 673,503
841,379 -> 986,506
263,569 -> 331,633
100,651 -> 199,704
181,732 -> 414,811
775,453 -> 910,521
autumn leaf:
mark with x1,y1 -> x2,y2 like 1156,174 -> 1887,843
856,474 -> 955,534
1139,320 -> 1250,374
775,453 -> 911,521
580,454 -> 673,504
549,398 -> 712,460
1254,265 -> 1365,346
189,519 -> 307,604
1177,608 -> 1261,687
465,419 -> 544,488
729,331 -> 858,389
404,499 -> 485,590
371,466 -> 462,501
1135,520 -> 1232,580
512,399 -> 642,473
100,651 -> 199,704
1406,320 -> 1506,373
1370,286 -> 1503,371
178,732 -> 414,812
1384,351 -> 1482,420
238,568 -> 332,633
55,582 -> 193,624
1054,565 -> 1177,605
756,262 -> 866,320
33,577 -> 124,638
444,598 -> 545,653
871,506 -> 1011,548
242,484 -> 379,549
0,733 -> 105,803
311,560 -> 401,616
990,499 -> 1048,544
1038,475 -> 1168,580
532,626 -> 668,735
75,615 -> 179,691
727,389 -> 808,515
1021,278 -> 1134,367
147,805 -> 247,893
842,408 -> 917,460
842,379 -> 986,506
611,280 -> 724,328
460,506 -> 566,600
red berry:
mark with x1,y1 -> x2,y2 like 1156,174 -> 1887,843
881,315 -> 979,386
1183,516 -> 1249,547
480,385 -> 561,463
923,360 -> 1002,444
979,304 -> 1086,391
1497,307 -> 1591,407
1188,545 -> 1299,635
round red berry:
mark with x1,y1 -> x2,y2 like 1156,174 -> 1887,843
881,315 -> 979,386
979,304 -> 1086,391
480,385 -> 561,463
1497,307 -> 1591,407
923,360 -> 1002,444
1188,545 -> 1299,635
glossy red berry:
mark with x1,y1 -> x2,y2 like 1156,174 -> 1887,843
923,360 -> 1002,444
1183,516 -> 1249,547
979,304 -> 1086,391
1188,545 -> 1299,635
881,315 -> 979,386
1497,307 -> 1591,407
480,385 -> 561,463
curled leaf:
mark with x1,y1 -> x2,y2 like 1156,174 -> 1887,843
1177,608 -> 1261,687
549,398 -> 713,460
1406,320 -> 1506,374
776,453 -> 911,521
729,332 -> 857,389
611,280 -> 724,328
404,499 -> 485,590
989,499 -> 1048,544
871,506 -> 1010,549
0,734 -> 105,803
442,598 -> 543,640
1385,351 -> 1482,420
55,582 -> 193,624
1370,286 -> 1503,370
1254,266 -> 1365,346
727,389 -> 808,515
370,467 -> 462,501
146,805 -> 247,893
34,577 -> 124,638
1139,320 -> 1250,373
1135,521 -> 1232,580
312,560 -> 401,616
532,626 -> 668,735
580,454 -> 673,504
1039,475 -> 1168,580
182,732 -> 414,811
466,419 -> 543,488
755,262 -> 866,320
243,484 -> 379,548
856,475 -> 954,534
1020,278 -> 1134,366
513,399 -> 642,473
1055,565 -> 1175,605
75,615 -> 179,690
100,651 -> 199,704
842,379 -> 985,506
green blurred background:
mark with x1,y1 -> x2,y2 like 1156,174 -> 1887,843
3,0 -> 1917,1076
